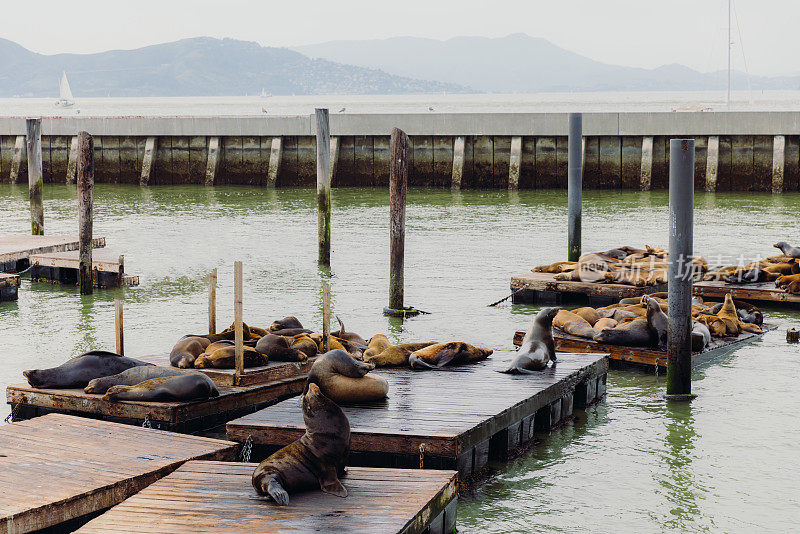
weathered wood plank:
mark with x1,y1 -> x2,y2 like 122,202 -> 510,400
0,234 -> 105,268
510,272 -> 667,299
693,280 -> 800,304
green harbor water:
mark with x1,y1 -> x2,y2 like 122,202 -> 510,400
1,184 -> 798,532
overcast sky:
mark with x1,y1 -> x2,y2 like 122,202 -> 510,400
1,0 -> 796,76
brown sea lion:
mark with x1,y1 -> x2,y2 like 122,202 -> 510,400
24,351 -> 153,389
644,295 -> 668,349
596,308 -> 640,321
103,373 -> 219,402
306,349 -> 388,403
716,294 -> 742,336
308,333 -> 349,354
776,273 -> 800,288
502,307 -> 558,374
763,262 -> 797,276
593,317 -> 653,347
290,334 -> 318,358
408,342 -> 492,369
85,365 -> 188,394
194,345 -> 266,369
170,336 -> 213,368
252,382 -> 350,505
332,317 -> 368,347
696,314 -> 728,337
553,310 -> 600,340
363,342 -> 438,367
269,316 -> 313,337
363,334 -> 391,360
532,261 -> 577,273
787,280 -> 800,294
255,334 -> 308,362
594,317 -> 618,330
571,307 -> 600,326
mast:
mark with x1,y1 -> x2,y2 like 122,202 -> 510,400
727,0 -> 731,108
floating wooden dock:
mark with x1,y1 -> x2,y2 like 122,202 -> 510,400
0,272 -> 19,301
30,249 -> 139,288
510,272 -> 667,306
76,461 -> 457,534
513,324 -> 776,370
694,280 -> 800,306
7,374 -> 305,433
227,353 -> 608,479
0,414 -> 237,534
0,234 -> 105,272
136,353 -> 317,387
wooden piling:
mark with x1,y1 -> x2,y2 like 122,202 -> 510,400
451,136 -> 465,190
329,136 -> 340,184
266,137 -> 282,187
205,137 -> 220,186
234,261 -> 243,379
77,131 -> 94,295
640,136 -> 653,191
322,281 -> 330,353
208,268 -> 217,335
389,127 -> 408,311
9,135 -> 25,183
705,136 -> 719,192
115,298 -> 124,356
139,137 -> 157,186
26,118 -> 44,235
66,136 -> 79,184
772,135 -> 785,193
316,110 -> 331,266
508,136 -> 522,190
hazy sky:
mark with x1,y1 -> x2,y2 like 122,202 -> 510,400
2,0 -> 796,76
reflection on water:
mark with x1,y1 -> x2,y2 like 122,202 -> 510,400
1,184 -> 799,532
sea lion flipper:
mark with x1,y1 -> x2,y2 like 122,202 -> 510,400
266,478 -> 290,506
318,465 -> 347,498
408,355 -> 436,369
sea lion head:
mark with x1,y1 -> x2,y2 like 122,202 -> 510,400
22,368 -> 53,388
537,306 -> 561,326
269,316 -> 303,333
774,241 -> 790,253
302,383 -> 350,446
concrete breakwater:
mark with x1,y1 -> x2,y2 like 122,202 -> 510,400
0,112 -> 798,191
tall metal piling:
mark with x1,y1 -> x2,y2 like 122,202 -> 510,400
666,139 -> 695,399
316,109 -> 331,266
567,113 -> 582,261
26,118 -> 44,235
388,127 -> 408,311
77,131 -> 94,295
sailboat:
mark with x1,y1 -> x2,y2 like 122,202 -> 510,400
55,71 -> 74,107
260,88 -> 272,98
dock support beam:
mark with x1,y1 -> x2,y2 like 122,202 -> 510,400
115,299 -> 124,356
640,136 -> 653,191
705,135 -> 719,192
234,261 -> 244,381
77,131 -> 94,295
329,136 -> 339,184
266,137 -> 282,187
140,136 -> 157,186
508,136 -> 522,190
388,128 -> 408,312
772,135 -> 785,193
451,136 -> 465,190
666,139 -> 695,399
316,110 -> 331,266
205,137 -> 220,186
567,113 -> 582,262
26,119 -> 44,235
322,282 -> 331,353
66,136 -> 78,184
208,268 -> 217,335
9,135 -> 25,183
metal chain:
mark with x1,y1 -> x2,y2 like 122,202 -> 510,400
142,413 -> 152,429
4,404 -> 21,424
241,435 -> 253,463
419,443 -> 426,469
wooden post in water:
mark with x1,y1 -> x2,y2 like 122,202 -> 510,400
322,282 -> 331,353
316,109 -> 331,266
389,127 -> 408,311
567,113 -> 582,261
26,118 -> 44,235
208,268 -> 217,335
77,131 -> 94,295
114,299 -> 124,356
666,139 -> 695,400
234,261 -> 244,380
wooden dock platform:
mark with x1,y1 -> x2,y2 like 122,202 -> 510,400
510,272 -> 667,306
0,234 -> 105,272
226,353 -> 608,479
0,272 -> 19,301
76,461 -> 458,534
7,374 -> 305,433
30,249 -> 139,288
694,280 -> 800,306
513,324 -> 776,370
135,353 -> 317,387
0,414 -> 237,534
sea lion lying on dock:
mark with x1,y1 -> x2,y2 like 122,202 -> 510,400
362,334 -> 391,360
593,317 -> 653,347
194,345 -> 267,369
103,373 -> 219,402
502,307 -> 558,373
24,351 -> 152,389
553,310 -> 600,340
408,342 -> 492,369
255,334 -> 308,362
363,341 -> 438,367
252,382 -> 350,505
306,350 -> 388,403
332,317 -> 368,347
692,321 -> 712,351
290,334 -> 318,358
774,241 -> 800,259
85,365 -> 188,394
269,316 -> 313,337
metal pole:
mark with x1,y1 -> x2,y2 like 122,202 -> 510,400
666,139 -> 695,399
567,113 -> 582,261
316,109 -> 331,266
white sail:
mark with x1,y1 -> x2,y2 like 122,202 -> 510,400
59,71 -> 73,101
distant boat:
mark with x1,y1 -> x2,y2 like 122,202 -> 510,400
260,88 -> 272,98
54,71 -> 74,107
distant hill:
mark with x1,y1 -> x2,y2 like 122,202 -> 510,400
295,33 -> 800,93
0,37 -> 467,97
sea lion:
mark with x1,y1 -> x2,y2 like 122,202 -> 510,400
724,265 -> 768,284
593,317 -> 653,347
691,321 -> 712,351
596,308 -> 640,321
332,317 -> 369,347
776,273 -> 800,289
170,336 -> 213,369
774,241 -> 800,259
252,382 -> 350,505
269,316 -> 313,337
308,333 -> 349,354
290,334 -> 319,358
363,342 -> 438,367
24,351 -> 152,389
85,365 -> 188,394
502,307 -> 558,374
571,307 -> 600,326
103,373 -> 219,402
644,295 -> 668,349
363,334 -> 391,360
594,317 -> 618,330
553,310 -> 600,340
696,314 -> 728,337
255,334 -> 308,362
716,294 -> 742,336
194,345 -> 267,369
306,350 -> 388,403
408,342 -> 493,369
532,261 -> 577,273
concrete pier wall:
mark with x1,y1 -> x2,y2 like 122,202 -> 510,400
1,113 -> 799,190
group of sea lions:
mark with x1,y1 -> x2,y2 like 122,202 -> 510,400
703,242 -> 800,294
533,245 -> 708,286
550,292 -> 762,351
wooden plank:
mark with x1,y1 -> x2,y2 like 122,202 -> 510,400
30,248 -> 124,273
0,414 -> 237,534
510,271 -> 667,299
693,280 -> 800,304
0,235 -> 105,267
76,462 -> 456,534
